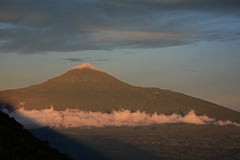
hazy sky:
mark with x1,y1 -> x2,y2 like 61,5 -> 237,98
0,0 -> 240,111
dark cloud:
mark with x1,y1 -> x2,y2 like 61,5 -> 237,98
65,57 -> 109,62
0,0 -> 239,54
65,58 -> 86,62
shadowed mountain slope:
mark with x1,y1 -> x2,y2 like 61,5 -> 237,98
0,111 -> 72,160
0,63 -> 240,122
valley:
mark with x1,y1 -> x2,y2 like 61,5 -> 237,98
31,124 -> 240,160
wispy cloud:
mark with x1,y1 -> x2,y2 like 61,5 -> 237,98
65,57 -> 109,62
0,0 -> 239,54
92,30 -> 198,42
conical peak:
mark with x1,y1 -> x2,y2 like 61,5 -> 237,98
70,63 -> 104,72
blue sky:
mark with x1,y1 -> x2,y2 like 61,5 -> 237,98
0,0 -> 240,111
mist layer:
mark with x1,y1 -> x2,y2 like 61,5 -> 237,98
2,107 -> 240,129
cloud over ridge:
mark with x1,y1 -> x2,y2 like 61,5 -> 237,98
2,107 -> 240,129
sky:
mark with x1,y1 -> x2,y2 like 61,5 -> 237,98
0,0 -> 240,111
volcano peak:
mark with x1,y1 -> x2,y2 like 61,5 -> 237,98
70,63 -> 104,72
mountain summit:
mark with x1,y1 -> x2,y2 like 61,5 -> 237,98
0,63 -> 240,122
70,63 -> 104,72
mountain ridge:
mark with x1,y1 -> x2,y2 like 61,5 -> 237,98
0,63 -> 240,123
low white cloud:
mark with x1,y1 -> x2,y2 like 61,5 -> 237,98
2,107 -> 240,129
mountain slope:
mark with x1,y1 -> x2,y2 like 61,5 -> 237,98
0,63 -> 240,122
0,111 -> 72,160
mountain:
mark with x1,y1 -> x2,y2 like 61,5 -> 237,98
0,111 -> 72,159
0,63 -> 240,122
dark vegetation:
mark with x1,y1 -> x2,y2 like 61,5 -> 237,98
0,111 -> 72,160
